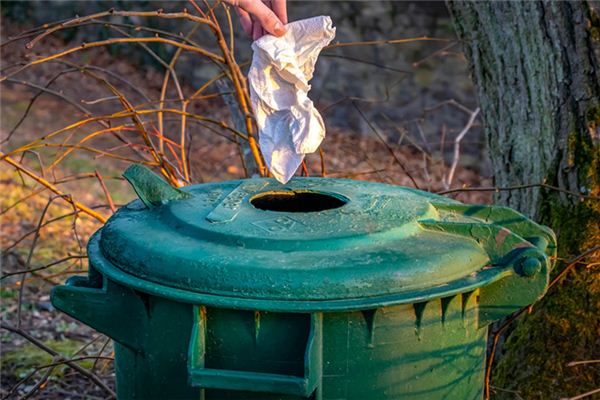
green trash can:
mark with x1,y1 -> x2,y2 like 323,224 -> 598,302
52,165 -> 556,400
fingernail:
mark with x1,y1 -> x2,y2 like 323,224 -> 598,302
274,22 -> 286,36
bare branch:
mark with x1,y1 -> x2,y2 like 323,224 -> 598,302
325,36 -> 454,50
0,323 -> 115,398
445,107 -> 480,189
560,388 -> 600,400
1,37 -> 224,82
95,170 -> 116,212
1,154 -> 108,222
567,360 -> 600,367
1,255 -> 87,280
26,9 -> 215,48
437,183 -> 600,201
351,101 -> 420,188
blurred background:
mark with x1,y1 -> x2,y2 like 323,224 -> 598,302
1,0 -> 488,184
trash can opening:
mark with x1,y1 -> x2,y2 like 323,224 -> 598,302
250,191 -> 347,212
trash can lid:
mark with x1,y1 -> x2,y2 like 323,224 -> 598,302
94,169 -> 555,311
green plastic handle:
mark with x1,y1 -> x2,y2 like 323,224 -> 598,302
123,164 -> 191,208
477,247 -> 551,326
51,271 -> 148,352
187,308 -> 322,396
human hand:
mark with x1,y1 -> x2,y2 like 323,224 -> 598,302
223,0 -> 287,40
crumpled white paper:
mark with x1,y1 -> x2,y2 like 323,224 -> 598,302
248,16 -> 336,183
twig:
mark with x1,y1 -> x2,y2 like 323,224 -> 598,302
216,78 -> 256,177
157,25 -> 199,181
445,107 -> 480,188
2,74 -> 90,144
381,113 -> 435,162
322,54 -> 413,74
1,15 -> 77,47
68,198 -> 84,255
81,96 -> 119,105
319,148 -> 327,177
16,196 -> 58,328
1,255 -> 87,280
2,355 -> 114,400
412,41 -> 459,68
20,361 -> 56,400
424,98 -> 475,115
325,36 -> 454,50
1,154 -> 107,222
560,388 -> 600,400
414,120 -> 432,155
29,60 -> 155,163
437,183 -> 600,201
24,143 -> 152,164
47,125 -> 138,171
3,210 -> 89,252
489,386 -> 525,400
26,9 -> 215,48
32,269 -> 87,284
48,388 -> 106,400
301,160 -> 310,177
351,101 -> 420,188
0,323 -> 116,398
567,360 -> 600,367
328,169 -> 388,179
2,173 -> 119,216
0,187 -> 47,215
94,170 -> 116,212
91,337 -> 112,373
0,88 -> 144,167
485,305 -> 526,400
2,17 -> 206,52
80,67 -> 173,181
52,59 -> 151,102
549,246 -> 600,289
192,0 -> 265,175
95,23 -> 201,176
421,153 -> 431,191
439,123 -> 447,177
222,3 -> 235,59
320,76 -> 406,114
1,37 -> 224,82
4,108 -> 248,160
2,356 -> 58,400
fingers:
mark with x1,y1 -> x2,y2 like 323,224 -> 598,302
252,19 -> 264,41
236,0 -> 286,37
234,7 -> 253,37
272,0 -> 287,24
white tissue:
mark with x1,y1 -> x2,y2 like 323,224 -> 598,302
248,16 -> 336,183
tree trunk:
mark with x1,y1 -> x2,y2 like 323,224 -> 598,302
447,1 -> 600,399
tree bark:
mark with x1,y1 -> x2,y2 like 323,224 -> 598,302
448,0 -> 599,219
447,1 -> 600,399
